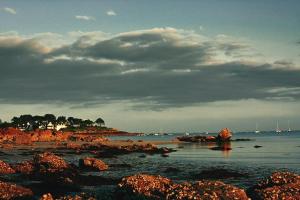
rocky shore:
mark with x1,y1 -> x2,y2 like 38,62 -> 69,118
0,127 -> 299,199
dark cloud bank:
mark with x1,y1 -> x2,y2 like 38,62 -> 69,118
0,28 -> 300,109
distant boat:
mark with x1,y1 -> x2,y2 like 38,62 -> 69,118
288,120 -> 292,132
276,121 -> 281,133
255,123 -> 260,134
184,132 -> 190,136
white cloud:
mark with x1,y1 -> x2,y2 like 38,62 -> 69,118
75,15 -> 95,21
106,10 -> 117,16
3,7 -> 16,15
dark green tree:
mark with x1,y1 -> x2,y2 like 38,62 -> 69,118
57,116 -> 67,124
82,119 -> 93,127
95,118 -> 105,127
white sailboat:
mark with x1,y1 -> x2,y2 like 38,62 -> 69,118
288,120 -> 292,132
255,123 -> 260,133
276,121 -> 281,133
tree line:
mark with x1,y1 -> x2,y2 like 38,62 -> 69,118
0,114 -> 105,130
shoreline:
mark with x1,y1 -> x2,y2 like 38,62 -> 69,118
0,127 -> 299,199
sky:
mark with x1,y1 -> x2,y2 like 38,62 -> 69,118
0,0 -> 300,132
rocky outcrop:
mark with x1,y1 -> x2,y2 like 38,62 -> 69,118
168,180 -> 249,200
34,152 -> 70,173
117,174 -> 249,200
117,174 -> 173,199
79,157 -> 108,171
177,128 -> 233,143
79,143 -> 174,157
217,128 -> 232,142
0,160 -> 15,174
177,135 -> 216,143
0,127 -> 32,145
13,160 -> 35,174
0,181 -> 33,200
248,171 -> 300,200
40,193 -> 96,200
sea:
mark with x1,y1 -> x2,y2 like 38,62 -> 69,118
105,131 -> 300,188
1,131 -> 299,197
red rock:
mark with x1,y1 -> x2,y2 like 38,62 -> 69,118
217,128 -> 232,141
13,160 -> 35,174
79,157 -> 108,171
118,174 -> 249,200
34,152 -> 69,173
35,130 -> 54,142
249,171 -> 300,200
118,174 -> 173,199
0,160 -> 15,174
0,128 -> 32,145
40,193 -> 53,200
0,181 -> 33,200
40,192 -> 96,200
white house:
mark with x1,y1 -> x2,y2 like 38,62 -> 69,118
56,123 -> 68,131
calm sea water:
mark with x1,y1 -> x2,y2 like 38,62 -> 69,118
106,131 -> 300,188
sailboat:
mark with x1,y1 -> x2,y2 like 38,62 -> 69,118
255,123 -> 260,133
276,121 -> 281,133
288,120 -> 292,132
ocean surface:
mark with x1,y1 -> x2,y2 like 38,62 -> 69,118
106,131 -> 300,188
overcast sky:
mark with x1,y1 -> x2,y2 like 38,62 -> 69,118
0,0 -> 300,132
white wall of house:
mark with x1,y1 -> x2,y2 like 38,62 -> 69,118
56,124 -> 67,131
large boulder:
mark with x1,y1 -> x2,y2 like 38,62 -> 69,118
217,128 -> 232,142
13,160 -> 35,174
167,180 -> 248,200
79,157 -> 108,171
34,152 -> 69,173
117,174 -> 249,200
117,174 -> 173,199
0,160 -> 15,174
0,181 -> 33,200
40,193 -> 96,200
248,171 -> 300,199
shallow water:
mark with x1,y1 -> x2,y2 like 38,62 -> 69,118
107,131 -> 300,188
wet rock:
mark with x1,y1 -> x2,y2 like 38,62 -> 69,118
193,168 -> 248,179
0,181 -> 33,200
234,138 -> 252,141
84,143 -> 175,157
40,193 -> 54,200
217,128 -> 232,142
79,157 -> 108,171
117,174 -> 173,199
177,135 -> 217,143
34,152 -> 69,173
117,174 -> 249,200
167,180 -> 249,200
40,192 -> 96,200
248,171 -> 300,200
13,160 -> 35,174
0,160 -> 15,174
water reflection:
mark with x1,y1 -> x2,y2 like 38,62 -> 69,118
176,141 -> 232,158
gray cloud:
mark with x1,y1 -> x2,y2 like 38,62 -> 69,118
0,28 -> 299,110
